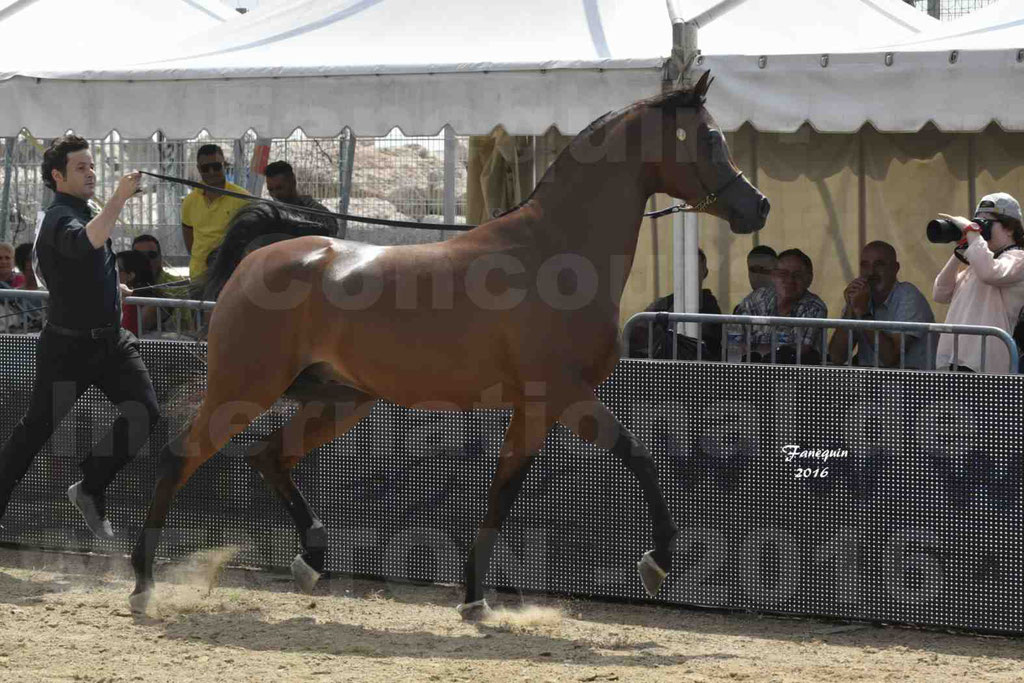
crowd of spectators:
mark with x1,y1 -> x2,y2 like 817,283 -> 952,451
631,191 -> 1024,374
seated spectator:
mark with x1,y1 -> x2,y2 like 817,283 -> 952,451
0,243 -> 25,289
265,160 -> 342,237
13,243 -> 38,290
734,248 -> 828,363
132,233 -> 195,334
116,250 -> 158,336
628,249 -> 722,360
747,244 -> 777,291
734,245 -> 777,312
828,241 -> 934,369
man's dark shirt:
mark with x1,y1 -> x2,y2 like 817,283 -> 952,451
36,192 -> 119,329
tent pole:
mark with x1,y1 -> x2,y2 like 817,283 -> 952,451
443,124 -> 457,239
0,136 -> 14,244
338,128 -> 355,239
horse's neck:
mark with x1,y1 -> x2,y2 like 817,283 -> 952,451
525,137 -> 649,299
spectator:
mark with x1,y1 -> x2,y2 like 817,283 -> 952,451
116,250 -> 158,336
13,243 -> 38,290
131,233 -> 194,334
0,243 -> 25,289
265,160 -> 342,237
181,143 -> 250,280
828,241 -> 935,369
933,192 -> 1024,373
734,248 -> 828,363
131,234 -> 182,293
747,245 -> 777,291
628,249 -> 723,360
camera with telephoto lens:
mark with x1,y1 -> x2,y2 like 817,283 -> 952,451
927,217 -> 995,243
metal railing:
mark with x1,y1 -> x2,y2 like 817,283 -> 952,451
0,289 -> 215,339
623,312 -> 1020,374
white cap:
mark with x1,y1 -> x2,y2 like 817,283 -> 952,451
975,192 -> 1022,222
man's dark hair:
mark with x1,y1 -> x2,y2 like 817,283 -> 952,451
748,245 -> 777,259
132,233 -> 161,252
116,250 -> 157,289
13,243 -> 32,271
41,135 -> 89,191
777,248 -> 813,277
265,160 -> 295,179
1002,216 -> 1024,248
196,143 -> 223,159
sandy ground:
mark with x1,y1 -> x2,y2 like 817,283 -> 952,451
0,546 -> 1021,683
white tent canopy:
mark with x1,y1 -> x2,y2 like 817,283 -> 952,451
702,0 -> 1024,133
0,0 -> 944,138
0,0 -> 238,73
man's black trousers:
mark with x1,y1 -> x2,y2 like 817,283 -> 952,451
0,327 -> 161,508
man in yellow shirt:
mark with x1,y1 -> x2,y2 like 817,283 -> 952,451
181,144 -> 250,280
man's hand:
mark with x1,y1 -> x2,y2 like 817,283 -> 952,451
119,283 -> 133,299
844,277 -> 871,316
112,171 -> 142,204
937,213 -> 972,231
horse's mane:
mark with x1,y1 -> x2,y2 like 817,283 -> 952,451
497,82 -> 711,218
197,203 -> 330,301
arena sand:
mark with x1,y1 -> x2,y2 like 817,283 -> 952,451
0,546 -> 1021,682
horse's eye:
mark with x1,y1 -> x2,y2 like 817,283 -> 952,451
676,128 -> 687,142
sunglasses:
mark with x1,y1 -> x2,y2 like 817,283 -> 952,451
138,250 -> 160,260
198,161 -> 227,173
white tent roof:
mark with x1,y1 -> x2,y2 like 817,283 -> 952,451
702,0 -> 1024,133
1,0 -> 983,138
0,0 -> 238,73
879,0 -> 1024,51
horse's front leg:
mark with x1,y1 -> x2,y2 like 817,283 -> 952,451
562,392 -> 678,596
460,405 -> 552,621
130,433 -> 210,614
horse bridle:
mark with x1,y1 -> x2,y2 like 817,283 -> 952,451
643,169 -> 744,220
642,121 -> 745,220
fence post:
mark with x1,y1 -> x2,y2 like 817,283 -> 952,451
1,136 -> 15,243
338,128 -> 356,238
443,124 -> 457,237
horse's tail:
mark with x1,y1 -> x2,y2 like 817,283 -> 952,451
196,202 -> 331,301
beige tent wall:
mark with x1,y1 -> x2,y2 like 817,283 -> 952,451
620,125 -> 1024,332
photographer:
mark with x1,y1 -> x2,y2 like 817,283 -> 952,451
932,193 -> 1024,373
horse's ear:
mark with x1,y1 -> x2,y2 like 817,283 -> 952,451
694,70 -> 713,98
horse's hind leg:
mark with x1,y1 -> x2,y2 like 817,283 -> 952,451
460,405 -> 553,621
244,391 -> 376,593
562,393 -> 678,597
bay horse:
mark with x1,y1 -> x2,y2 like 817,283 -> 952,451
129,72 -> 770,619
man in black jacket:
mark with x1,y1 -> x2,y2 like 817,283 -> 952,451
0,135 -> 160,540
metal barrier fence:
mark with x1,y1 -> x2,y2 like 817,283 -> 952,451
2,334 -> 1024,634
623,312 -> 1020,374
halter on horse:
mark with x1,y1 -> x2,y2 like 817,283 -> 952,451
128,71 -> 769,618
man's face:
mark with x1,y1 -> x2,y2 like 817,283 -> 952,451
55,148 -> 96,200
197,151 -> 227,188
772,255 -> 811,302
748,254 -> 776,290
133,239 -> 162,277
0,249 -> 13,280
265,172 -> 299,203
859,245 -> 898,300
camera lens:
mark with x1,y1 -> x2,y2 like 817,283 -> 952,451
927,218 -> 963,243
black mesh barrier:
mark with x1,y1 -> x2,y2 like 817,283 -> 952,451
1,335 -> 1023,633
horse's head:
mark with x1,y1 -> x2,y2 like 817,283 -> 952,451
648,72 -> 769,234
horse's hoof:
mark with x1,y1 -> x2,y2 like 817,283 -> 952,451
291,554 -> 322,594
637,550 -> 668,597
456,598 -> 492,622
129,588 -> 152,615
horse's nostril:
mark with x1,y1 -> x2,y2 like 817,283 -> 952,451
759,197 -> 771,219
